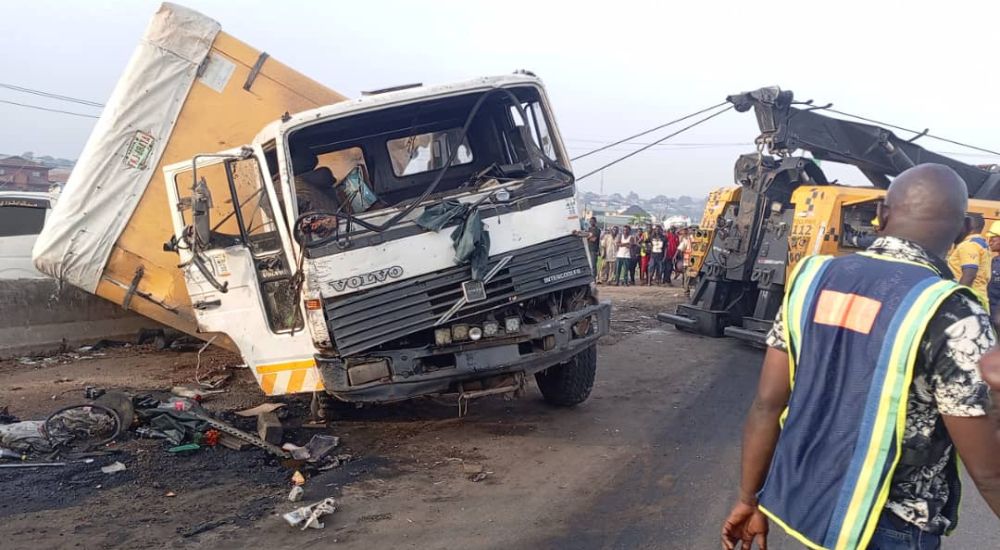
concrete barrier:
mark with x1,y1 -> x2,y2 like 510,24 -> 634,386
0,279 -> 164,357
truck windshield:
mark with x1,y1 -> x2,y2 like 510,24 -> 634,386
286,85 -> 569,227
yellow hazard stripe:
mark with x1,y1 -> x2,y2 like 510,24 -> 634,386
254,359 -> 324,395
255,359 -> 317,374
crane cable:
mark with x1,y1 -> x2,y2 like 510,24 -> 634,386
570,101 -> 729,161
575,105 -> 734,181
0,82 -> 104,108
0,98 -> 99,119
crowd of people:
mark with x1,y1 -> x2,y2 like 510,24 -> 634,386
584,217 -> 694,287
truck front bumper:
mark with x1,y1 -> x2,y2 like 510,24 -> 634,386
316,302 -> 611,403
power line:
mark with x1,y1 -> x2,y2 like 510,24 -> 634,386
576,105 -> 734,181
0,98 -> 100,119
566,143 -> 752,153
0,82 -> 104,108
570,101 -> 729,161
823,107 -> 1000,157
568,138 -> 751,147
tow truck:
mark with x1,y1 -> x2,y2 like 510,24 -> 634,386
659,86 -> 1000,345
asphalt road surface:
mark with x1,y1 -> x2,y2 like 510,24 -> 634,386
1,287 -> 996,549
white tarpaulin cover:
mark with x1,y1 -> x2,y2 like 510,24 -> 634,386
32,3 -> 220,292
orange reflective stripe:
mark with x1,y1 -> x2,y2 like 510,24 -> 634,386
260,373 -> 277,395
255,359 -> 316,374
286,369 -> 307,394
813,290 -> 882,334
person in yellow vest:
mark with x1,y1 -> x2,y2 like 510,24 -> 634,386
948,214 -> 991,307
721,164 -> 1000,550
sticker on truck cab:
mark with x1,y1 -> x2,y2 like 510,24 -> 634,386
123,130 -> 156,170
209,252 -> 230,277
198,53 -> 236,93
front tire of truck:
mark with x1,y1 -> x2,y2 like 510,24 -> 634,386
535,344 -> 597,407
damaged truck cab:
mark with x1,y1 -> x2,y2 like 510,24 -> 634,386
163,76 -> 610,404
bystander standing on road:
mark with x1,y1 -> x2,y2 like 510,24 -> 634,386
664,226 -> 679,287
648,226 -> 667,285
628,228 -> 642,285
600,226 -> 619,284
639,229 -> 651,284
675,227 -> 691,283
949,213 -> 991,309
614,226 -> 634,286
721,165 -> 1000,550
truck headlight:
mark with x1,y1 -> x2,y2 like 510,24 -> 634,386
452,324 -> 470,341
482,320 -> 499,337
469,327 -> 483,341
504,316 -> 521,333
434,328 -> 452,346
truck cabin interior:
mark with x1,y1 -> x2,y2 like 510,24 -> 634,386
282,85 -> 569,225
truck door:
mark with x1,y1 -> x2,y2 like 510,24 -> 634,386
163,148 -> 320,394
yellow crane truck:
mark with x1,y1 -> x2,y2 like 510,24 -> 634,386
660,87 -> 1000,345
33,3 -> 609,406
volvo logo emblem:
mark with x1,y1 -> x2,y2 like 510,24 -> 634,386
329,265 -> 404,292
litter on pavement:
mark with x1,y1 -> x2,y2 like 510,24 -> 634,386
283,497 -> 337,530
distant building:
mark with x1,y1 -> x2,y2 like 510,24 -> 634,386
619,205 -> 650,219
47,168 -> 72,185
587,204 -> 655,228
0,156 -> 51,193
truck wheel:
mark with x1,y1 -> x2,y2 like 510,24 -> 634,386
535,344 -> 597,407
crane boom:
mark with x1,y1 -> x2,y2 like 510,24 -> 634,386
726,87 -> 1000,197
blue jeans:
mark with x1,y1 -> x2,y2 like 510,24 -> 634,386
866,513 -> 940,550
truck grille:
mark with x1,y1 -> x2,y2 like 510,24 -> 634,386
324,235 -> 591,356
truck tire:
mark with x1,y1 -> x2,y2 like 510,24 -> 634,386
535,344 -> 597,407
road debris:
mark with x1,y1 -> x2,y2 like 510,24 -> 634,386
0,420 -> 50,453
0,448 -> 26,460
282,442 -> 311,460
0,458 -> 94,469
283,497 -> 337,530
234,403 -> 286,417
470,471 -> 491,482
288,485 -> 304,502
101,461 -> 127,474
171,384 -> 225,401
256,411 -> 284,445
317,454 -> 353,471
218,433 -> 249,451
291,470 -> 306,486
304,434 -> 339,463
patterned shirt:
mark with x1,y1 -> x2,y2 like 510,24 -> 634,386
766,236 -> 994,534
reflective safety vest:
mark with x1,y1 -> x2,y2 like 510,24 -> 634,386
758,252 -> 973,550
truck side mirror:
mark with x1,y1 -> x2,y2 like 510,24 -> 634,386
191,176 -> 213,249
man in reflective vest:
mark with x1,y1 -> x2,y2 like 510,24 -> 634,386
722,164 -> 1000,550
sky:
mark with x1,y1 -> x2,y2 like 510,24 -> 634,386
3,0 -> 1000,198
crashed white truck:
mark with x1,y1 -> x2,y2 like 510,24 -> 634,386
34,3 -> 610,408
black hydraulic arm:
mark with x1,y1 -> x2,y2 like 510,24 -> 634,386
726,87 -> 1000,199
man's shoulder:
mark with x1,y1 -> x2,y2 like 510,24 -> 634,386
928,289 -> 989,332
